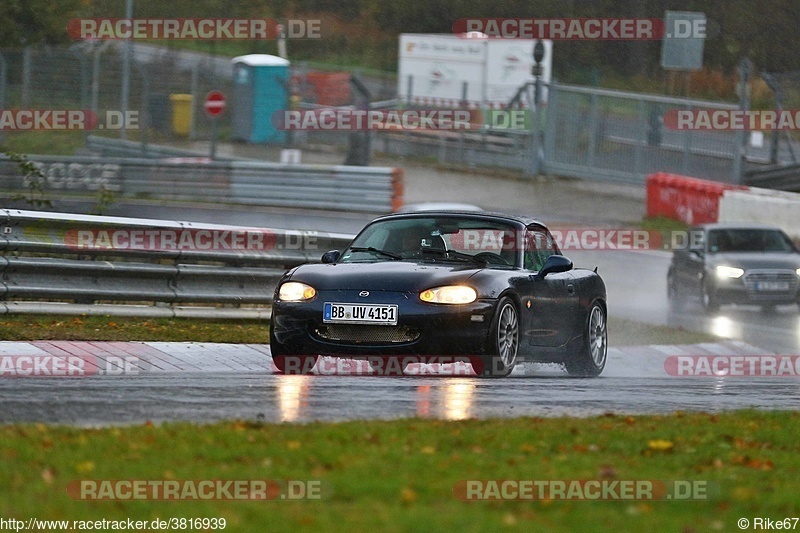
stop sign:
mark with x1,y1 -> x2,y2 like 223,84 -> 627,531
204,91 -> 226,118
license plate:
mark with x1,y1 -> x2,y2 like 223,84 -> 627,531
755,281 -> 790,291
323,303 -> 398,325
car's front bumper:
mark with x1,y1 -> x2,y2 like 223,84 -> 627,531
272,289 -> 497,357
712,271 -> 800,305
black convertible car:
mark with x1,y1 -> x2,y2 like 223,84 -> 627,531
270,211 -> 608,377
667,223 -> 800,312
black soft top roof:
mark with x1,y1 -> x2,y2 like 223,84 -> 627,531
373,210 -> 547,229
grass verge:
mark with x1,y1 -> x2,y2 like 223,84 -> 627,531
1,411 -> 797,531
641,215 -> 690,234
0,314 -> 714,347
0,315 -> 267,343
1,131 -> 87,156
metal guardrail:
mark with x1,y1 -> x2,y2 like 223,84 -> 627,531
0,209 -> 355,318
0,153 -> 404,213
84,135 -> 234,160
744,163 -> 800,192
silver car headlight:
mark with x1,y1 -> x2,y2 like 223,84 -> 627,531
715,266 -> 744,279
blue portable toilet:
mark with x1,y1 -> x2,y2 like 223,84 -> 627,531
231,54 -> 289,144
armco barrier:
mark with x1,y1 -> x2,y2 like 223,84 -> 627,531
84,135 -> 227,160
719,187 -> 800,240
0,209 -> 355,318
646,172 -> 748,225
0,154 -> 404,213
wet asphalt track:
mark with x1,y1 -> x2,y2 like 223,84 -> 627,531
0,339 -> 797,426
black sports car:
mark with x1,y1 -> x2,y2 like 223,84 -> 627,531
667,223 -> 800,312
270,211 -> 608,377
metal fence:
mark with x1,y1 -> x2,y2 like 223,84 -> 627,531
0,44 -> 230,143
0,209 -> 354,318
0,43 -> 789,189
0,43 -> 397,145
543,84 -> 742,184
367,83 -> 746,185
740,70 -> 800,191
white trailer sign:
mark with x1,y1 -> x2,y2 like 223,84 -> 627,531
398,33 -> 552,107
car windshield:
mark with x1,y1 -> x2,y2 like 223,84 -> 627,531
707,229 -> 796,253
341,216 -> 520,267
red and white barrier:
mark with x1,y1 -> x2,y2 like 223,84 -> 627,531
646,172 -> 800,240
646,172 -> 747,225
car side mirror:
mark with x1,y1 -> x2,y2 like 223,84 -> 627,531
321,250 -> 341,264
537,255 -> 573,279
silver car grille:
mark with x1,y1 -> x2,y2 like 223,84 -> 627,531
743,270 -> 799,297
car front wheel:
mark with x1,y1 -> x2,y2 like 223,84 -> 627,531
564,301 -> 607,377
478,297 -> 519,378
270,329 -> 319,374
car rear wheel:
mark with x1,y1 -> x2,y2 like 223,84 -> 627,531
478,297 -> 519,378
701,279 -> 719,312
564,302 -> 607,377
667,271 -> 685,309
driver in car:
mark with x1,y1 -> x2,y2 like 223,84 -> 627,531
387,227 -> 431,258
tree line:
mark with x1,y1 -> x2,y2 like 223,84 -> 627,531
3,0 -> 799,78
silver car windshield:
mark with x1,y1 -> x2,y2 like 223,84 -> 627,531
707,229 -> 796,253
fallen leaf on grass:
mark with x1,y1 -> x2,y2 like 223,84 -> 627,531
598,465 -> 617,479
75,461 -> 95,474
400,487 -> 417,504
648,440 -> 674,452
732,487 -> 756,501
731,455 -> 773,470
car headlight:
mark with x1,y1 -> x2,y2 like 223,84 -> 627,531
278,282 -> 316,301
796,268 -> 800,277
419,285 -> 477,304
715,265 -> 744,279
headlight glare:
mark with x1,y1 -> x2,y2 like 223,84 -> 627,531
420,285 -> 477,304
715,265 -> 744,279
279,282 -> 316,301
